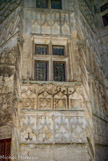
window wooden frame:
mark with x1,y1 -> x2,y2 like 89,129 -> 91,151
33,37 -> 69,82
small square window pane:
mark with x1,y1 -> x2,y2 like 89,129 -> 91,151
53,46 -> 65,56
53,62 -> 65,81
35,62 -> 48,81
102,14 -> 108,26
51,0 -> 62,9
100,3 -> 108,12
35,45 -> 48,55
36,0 -> 48,8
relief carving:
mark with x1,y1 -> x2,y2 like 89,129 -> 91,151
22,98 -> 35,109
70,117 -> 86,142
38,85 -> 52,110
0,48 -> 17,65
53,86 -> 67,109
54,99 -> 66,109
38,98 -> 51,109
69,85 -> 83,109
20,115 -> 37,142
20,112 -> 87,144
54,116 -> 70,143
21,87 -> 36,109
21,84 -> 84,110
37,115 -> 53,143
32,10 -> 71,35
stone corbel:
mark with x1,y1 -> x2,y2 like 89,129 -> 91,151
0,64 -> 15,77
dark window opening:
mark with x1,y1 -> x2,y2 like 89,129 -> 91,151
53,46 -> 65,56
36,0 -> 48,8
35,61 -> 48,81
102,14 -> 108,26
35,45 -> 48,55
51,0 -> 62,9
100,3 -> 108,12
53,62 -> 65,81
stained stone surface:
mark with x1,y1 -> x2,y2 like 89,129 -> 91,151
20,144 -> 90,161
0,0 -> 108,161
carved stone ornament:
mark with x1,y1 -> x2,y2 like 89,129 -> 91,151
0,48 -> 17,65
20,111 -> 87,144
21,84 -> 84,110
0,64 -> 15,77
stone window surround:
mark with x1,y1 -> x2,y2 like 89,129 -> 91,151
32,36 -> 70,82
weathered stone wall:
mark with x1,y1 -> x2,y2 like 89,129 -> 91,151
0,0 -> 108,161
20,144 -> 90,161
73,1 -> 108,159
0,75 -> 14,140
17,82 -> 93,161
18,0 -> 107,160
0,0 -> 22,159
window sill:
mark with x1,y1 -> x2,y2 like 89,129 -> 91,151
24,7 -> 74,12
22,79 -> 82,85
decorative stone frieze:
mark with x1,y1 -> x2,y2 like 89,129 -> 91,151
21,83 -> 84,110
20,111 -> 87,144
0,1 -> 108,161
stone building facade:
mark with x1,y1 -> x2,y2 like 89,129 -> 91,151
0,0 -> 108,161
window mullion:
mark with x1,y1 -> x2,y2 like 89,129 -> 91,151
49,40 -> 53,81
48,0 -> 51,8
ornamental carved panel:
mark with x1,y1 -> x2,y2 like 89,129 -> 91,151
19,111 -> 87,144
31,9 -> 72,35
37,115 -> 53,143
53,86 -> 67,109
22,98 -> 35,109
38,85 -> 52,110
70,117 -> 86,143
0,48 -> 17,65
69,86 -> 83,109
20,115 -> 37,142
38,98 -> 51,109
21,84 -> 84,110
54,98 -> 66,109
21,87 -> 36,110
54,116 -> 70,143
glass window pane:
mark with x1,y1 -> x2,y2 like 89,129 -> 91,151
51,0 -> 62,9
36,0 -> 48,8
100,3 -> 108,12
102,14 -> 108,26
35,45 -> 48,55
53,62 -> 65,81
53,46 -> 65,56
35,62 -> 48,81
